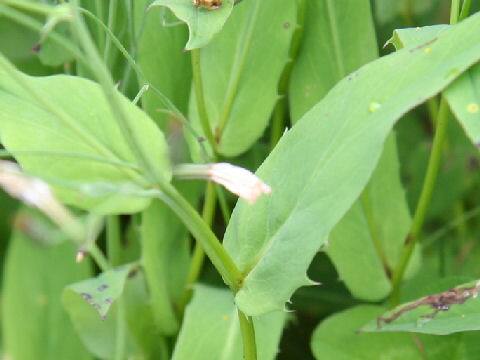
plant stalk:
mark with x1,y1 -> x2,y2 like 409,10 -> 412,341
390,99 -> 450,304
191,49 -> 217,154
158,182 -> 242,292
179,182 -> 217,313
238,310 -> 257,360
389,0 -> 460,305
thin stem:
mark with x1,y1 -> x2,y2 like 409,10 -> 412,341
389,0 -> 460,305
191,49 -> 217,152
459,0 -> 472,21
215,185 -> 231,223
157,182 -> 242,291
450,0 -> 461,24
270,100 -> 286,150
390,99 -> 450,304
103,0 -> 118,66
360,192 -> 391,276
70,1 -> 159,184
89,244 -> 110,272
238,310 -> 257,360
107,216 -> 122,266
180,182 -> 217,312
94,0 -> 105,50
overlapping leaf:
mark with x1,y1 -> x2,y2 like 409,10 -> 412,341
223,13 -> 480,316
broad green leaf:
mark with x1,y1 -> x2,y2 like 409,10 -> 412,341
62,264 -> 137,358
3,217 -> 92,360
141,198 -> 190,335
312,305 -> 463,359
362,279 -> 480,335
289,0 -> 378,122
137,6 -> 192,130
172,285 -> 286,360
189,0 -> 296,157
150,0 -> 234,50
327,133 -> 418,301
0,55 -> 171,214
288,1 -> 415,300
223,13 -> 480,316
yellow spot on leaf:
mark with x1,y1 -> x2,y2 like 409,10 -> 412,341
369,102 -> 381,113
467,103 -> 479,114
424,47 -> 432,54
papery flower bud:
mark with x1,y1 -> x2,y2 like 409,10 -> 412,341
173,163 -> 271,204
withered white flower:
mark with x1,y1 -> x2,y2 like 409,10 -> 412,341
173,163 -> 271,204
0,161 -> 81,239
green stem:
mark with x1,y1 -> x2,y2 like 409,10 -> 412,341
191,49 -> 217,153
215,186 -> 231,223
270,100 -> 286,150
158,182 -> 242,291
94,0 -> 105,49
360,192 -> 391,275
459,0 -> 472,21
390,99 -> 450,304
107,216 -> 122,266
238,310 -> 257,360
103,0 -> 118,67
70,1 -> 159,184
180,182 -> 217,312
389,0 -> 460,305
89,244 -> 110,272
450,0 -> 461,24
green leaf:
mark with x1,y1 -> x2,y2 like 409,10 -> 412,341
289,0 -> 378,122
141,198 -> 191,335
386,25 -> 449,51
137,6 -> 192,130
188,0 -> 296,157
150,0 -> 234,50
62,264 -> 137,358
223,12 -> 480,316
445,65 -> 480,148
3,215 -> 92,360
37,24 -> 75,67
172,285 -> 286,360
362,279 -> 480,335
124,271 -> 170,359
327,133 -> 418,301
0,55 -> 171,214
312,305 -> 463,359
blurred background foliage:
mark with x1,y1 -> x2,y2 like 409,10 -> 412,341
1,0 -> 480,359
